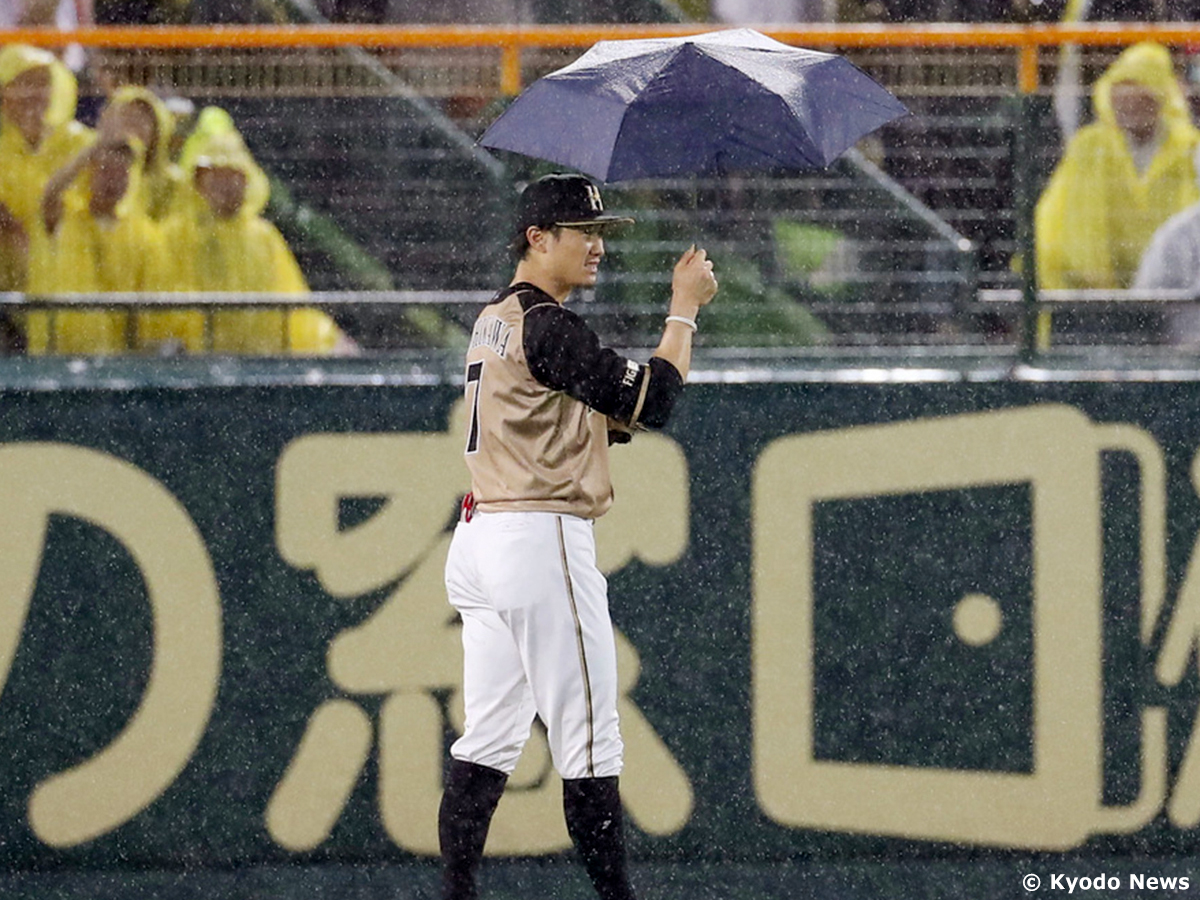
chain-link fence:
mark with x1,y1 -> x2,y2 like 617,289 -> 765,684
5,24 -> 1200,362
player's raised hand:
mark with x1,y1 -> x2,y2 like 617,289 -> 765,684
671,245 -> 718,313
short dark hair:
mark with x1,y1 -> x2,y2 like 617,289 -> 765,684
509,223 -> 561,262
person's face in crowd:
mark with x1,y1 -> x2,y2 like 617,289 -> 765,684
2,66 -> 52,147
195,165 -> 247,219
1110,79 -> 1162,145
118,100 -> 159,163
88,144 -> 134,219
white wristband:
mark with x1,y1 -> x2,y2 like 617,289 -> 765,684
665,315 -> 698,332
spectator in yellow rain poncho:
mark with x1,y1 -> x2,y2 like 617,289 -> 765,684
160,116 -> 351,355
0,43 -> 92,290
105,85 -> 184,222
24,105 -> 351,356
22,128 -> 179,355
1036,42 -> 1200,291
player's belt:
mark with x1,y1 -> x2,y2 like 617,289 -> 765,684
460,492 -> 476,523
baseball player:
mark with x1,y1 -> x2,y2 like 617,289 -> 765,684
440,173 -> 717,900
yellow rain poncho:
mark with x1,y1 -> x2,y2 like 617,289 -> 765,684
0,44 -> 92,233
0,44 -> 92,290
108,86 -> 184,221
23,138 -> 178,355
163,120 -> 341,355
1035,42 -> 1200,290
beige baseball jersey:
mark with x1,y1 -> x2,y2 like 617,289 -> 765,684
462,282 -> 683,519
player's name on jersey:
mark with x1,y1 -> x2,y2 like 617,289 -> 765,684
469,315 -> 512,358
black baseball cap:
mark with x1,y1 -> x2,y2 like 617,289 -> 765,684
515,174 -> 635,235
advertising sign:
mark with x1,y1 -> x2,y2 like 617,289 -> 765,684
1,379 -> 1199,880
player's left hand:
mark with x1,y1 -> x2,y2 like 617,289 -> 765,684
670,245 -> 718,315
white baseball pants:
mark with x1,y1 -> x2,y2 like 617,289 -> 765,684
444,510 -> 624,780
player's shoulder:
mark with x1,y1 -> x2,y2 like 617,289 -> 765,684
502,281 -> 561,314
479,282 -> 554,318
493,283 -> 585,336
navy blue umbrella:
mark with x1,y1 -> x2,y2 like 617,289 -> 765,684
479,28 -> 908,183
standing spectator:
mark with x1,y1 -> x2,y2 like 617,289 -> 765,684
104,86 -> 184,220
164,124 -> 352,354
1035,42 -> 1200,290
23,130 -> 171,353
0,44 -> 92,289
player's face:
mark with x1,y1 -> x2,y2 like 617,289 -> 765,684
549,225 -> 606,289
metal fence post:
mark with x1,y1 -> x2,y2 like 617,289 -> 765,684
1015,41 -> 1041,364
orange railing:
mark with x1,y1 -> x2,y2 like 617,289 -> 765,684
3,23 -> 1200,94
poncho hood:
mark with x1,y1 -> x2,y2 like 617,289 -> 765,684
1093,42 -> 1189,135
180,107 -> 270,219
0,43 -> 78,135
109,85 -> 175,176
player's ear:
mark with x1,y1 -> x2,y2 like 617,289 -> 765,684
526,225 -> 554,254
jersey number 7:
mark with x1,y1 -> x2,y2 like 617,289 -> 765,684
465,360 -> 484,455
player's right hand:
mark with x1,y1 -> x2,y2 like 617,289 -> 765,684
671,245 -> 718,312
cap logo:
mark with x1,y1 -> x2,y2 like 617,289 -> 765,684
584,183 -> 604,212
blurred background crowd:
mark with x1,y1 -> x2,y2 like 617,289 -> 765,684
0,38 -> 354,355
3,0 -> 1200,356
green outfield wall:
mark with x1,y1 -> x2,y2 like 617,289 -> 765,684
4,363 -> 1200,896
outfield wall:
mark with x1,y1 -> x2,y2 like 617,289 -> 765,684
3,362 -> 1200,895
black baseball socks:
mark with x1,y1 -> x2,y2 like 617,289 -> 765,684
563,776 -> 637,900
439,764 -> 636,900
438,758 -> 508,900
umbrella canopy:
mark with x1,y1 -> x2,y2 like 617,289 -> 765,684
479,28 -> 908,183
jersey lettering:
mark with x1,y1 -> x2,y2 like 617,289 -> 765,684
621,359 -> 640,388
469,315 -> 512,358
